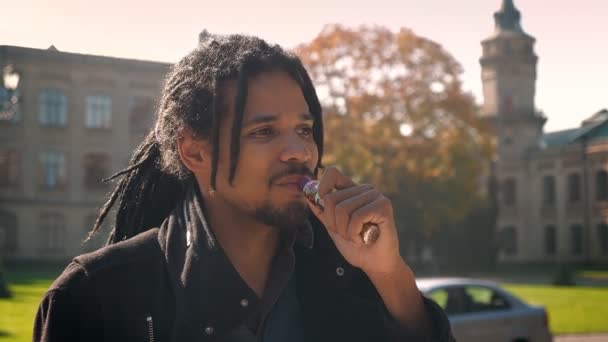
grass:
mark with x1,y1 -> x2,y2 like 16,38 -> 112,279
504,284 -> 608,335
1,263 -> 608,340
577,270 -> 608,280
0,263 -> 64,342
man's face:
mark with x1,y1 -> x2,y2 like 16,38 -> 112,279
211,70 -> 319,230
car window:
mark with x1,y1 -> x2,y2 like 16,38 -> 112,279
428,289 -> 448,309
427,285 -> 512,316
464,286 -> 511,312
428,287 -> 468,315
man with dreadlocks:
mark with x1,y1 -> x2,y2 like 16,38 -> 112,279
34,35 -> 453,342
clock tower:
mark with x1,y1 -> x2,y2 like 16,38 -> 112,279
480,0 -> 546,160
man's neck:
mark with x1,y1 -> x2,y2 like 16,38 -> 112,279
202,191 -> 280,297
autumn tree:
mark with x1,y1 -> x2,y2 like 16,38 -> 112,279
296,24 -> 493,257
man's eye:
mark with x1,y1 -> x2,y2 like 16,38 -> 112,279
251,127 -> 274,137
298,126 -> 313,137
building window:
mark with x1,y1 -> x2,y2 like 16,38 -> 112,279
0,210 -> 18,255
596,170 -> 608,201
599,224 -> 608,255
39,88 -> 67,126
502,178 -> 516,206
39,213 -> 65,252
83,153 -> 110,188
39,151 -> 66,189
568,173 -> 581,203
129,96 -> 155,132
544,225 -> 557,256
570,224 -> 583,255
0,150 -> 19,186
542,175 -> 556,206
85,95 -> 112,129
501,226 -> 517,256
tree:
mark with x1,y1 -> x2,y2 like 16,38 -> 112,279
296,24 -> 494,257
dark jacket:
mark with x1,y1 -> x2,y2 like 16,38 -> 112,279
34,213 -> 454,342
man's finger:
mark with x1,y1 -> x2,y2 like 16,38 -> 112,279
347,196 -> 391,242
317,166 -> 356,197
334,189 -> 383,242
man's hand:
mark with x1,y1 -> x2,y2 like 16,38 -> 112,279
306,166 -> 434,336
306,166 -> 402,276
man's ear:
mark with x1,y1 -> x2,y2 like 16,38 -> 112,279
176,130 -> 211,174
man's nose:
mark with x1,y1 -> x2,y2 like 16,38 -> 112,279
279,134 -> 311,163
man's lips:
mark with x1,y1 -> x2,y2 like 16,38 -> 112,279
274,175 -> 310,192
274,175 -> 310,186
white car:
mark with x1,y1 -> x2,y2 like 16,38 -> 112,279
417,278 -> 553,342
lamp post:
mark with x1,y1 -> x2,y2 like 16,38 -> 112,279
1,64 -> 21,122
0,65 -> 19,297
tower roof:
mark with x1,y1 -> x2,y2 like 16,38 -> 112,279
494,0 -> 526,34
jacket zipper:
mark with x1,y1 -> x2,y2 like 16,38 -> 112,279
145,315 -> 155,342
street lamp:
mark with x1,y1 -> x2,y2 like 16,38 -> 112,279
1,64 -> 21,122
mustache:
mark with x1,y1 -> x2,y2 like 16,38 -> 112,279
268,164 -> 314,186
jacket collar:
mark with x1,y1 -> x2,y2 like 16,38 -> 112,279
157,185 -> 314,340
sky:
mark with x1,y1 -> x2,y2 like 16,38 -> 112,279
2,0 -> 607,132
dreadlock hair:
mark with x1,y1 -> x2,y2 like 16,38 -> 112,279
87,34 -> 324,245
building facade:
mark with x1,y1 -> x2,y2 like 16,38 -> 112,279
0,45 -> 169,260
482,1 -> 608,263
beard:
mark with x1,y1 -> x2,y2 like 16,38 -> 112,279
252,199 -> 310,231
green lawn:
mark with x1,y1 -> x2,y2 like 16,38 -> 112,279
1,264 -> 608,341
0,264 -> 64,342
504,284 -> 608,334
577,270 -> 608,280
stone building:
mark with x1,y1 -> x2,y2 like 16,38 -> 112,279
0,45 -> 169,260
482,1 -> 608,263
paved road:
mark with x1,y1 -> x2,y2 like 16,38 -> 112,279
555,334 -> 608,342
